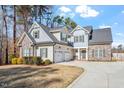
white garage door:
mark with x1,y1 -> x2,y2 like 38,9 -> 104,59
54,51 -> 72,63
65,52 -> 70,61
54,51 -> 64,63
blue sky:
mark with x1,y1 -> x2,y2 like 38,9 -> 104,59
54,5 -> 124,47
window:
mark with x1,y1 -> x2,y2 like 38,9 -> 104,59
103,49 -> 106,57
94,49 -> 106,58
95,49 -> 98,58
74,35 -> 84,42
74,36 -> 78,42
92,49 -> 94,57
79,35 -> 84,42
33,30 -> 39,39
23,48 -> 30,56
99,49 -> 103,57
61,33 -> 67,42
40,48 -> 47,58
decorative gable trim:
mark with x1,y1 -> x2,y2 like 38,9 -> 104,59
71,25 -> 90,34
17,32 -> 34,46
28,21 -> 40,33
29,21 -> 54,42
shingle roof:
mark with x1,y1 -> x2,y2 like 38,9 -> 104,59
83,26 -> 93,33
20,22 -> 112,46
50,27 -> 72,35
40,24 -> 59,43
25,31 -> 36,44
36,24 -> 71,46
89,28 -> 113,45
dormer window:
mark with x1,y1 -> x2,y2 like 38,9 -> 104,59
61,32 -> 67,42
33,30 -> 39,39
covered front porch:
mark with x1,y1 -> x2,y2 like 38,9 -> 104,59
74,48 -> 88,61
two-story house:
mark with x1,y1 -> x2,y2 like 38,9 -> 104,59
17,22 -> 113,63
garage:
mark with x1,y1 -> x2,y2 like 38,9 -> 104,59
65,52 -> 71,61
54,50 -> 64,63
54,50 -> 72,63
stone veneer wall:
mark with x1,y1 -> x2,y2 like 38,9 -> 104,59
88,44 -> 112,61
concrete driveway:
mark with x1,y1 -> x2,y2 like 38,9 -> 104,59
58,61 -> 124,88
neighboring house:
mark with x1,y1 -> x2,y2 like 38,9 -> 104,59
112,50 -> 124,61
112,53 -> 124,61
17,22 -> 113,63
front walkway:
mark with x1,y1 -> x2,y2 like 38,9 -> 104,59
58,61 -> 124,88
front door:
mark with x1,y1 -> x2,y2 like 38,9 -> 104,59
80,50 -> 86,60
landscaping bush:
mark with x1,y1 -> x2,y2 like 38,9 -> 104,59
42,59 -> 52,65
23,59 -> 29,64
23,57 -> 42,65
112,57 -> 117,62
17,58 -> 23,64
23,57 -> 33,64
33,57 -> 42,65
29,60 -> 34,65
12,58 -> 18,64
9,54 -> 16,64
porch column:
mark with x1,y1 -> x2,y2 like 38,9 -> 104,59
86,48 -> 88,60
20,47 -> 23,58
33,46 -> 36,56
78,48 -> 80,60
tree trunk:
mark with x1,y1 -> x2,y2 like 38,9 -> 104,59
0,6 -> 4,65
2,5 -> 9,64
24,17 -> 28,32
0,28 -> 2,65
13,5 -> 16,56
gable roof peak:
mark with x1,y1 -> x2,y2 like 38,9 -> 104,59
71,25 -> 90,33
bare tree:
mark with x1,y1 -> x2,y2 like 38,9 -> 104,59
0,8 -> 3,65
1,5 -> 9,64
13,5 -> 16,56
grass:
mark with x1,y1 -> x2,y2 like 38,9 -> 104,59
0,64 -> 84,88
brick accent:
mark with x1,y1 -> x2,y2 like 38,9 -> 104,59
88,44 -> 112,61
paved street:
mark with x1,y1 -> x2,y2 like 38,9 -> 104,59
58,61 -> 124,88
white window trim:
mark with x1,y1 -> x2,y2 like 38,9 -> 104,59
33,30 -> 39,39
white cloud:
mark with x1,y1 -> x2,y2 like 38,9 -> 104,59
116,32 -> 124,37
69,13 -> 75,18
60,13 -> 66,17
99,24 -> 111,28
60,12 -> 75,18
121,10 -> 124,13
75,5 -> 99,18
114,22 -> 118,25
59,6 -> 71,13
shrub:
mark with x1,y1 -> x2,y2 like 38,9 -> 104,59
23,57 -> 32,64
29,60 -> 34,65
17,58 -> 23,64
33,57 -> 42,65
112,57 -> 117,62
42,59 -> 52,65
23,57 -> 43,65
12,58 -> 18,64
9,54 -> 16,64
23,59 -> 29,64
